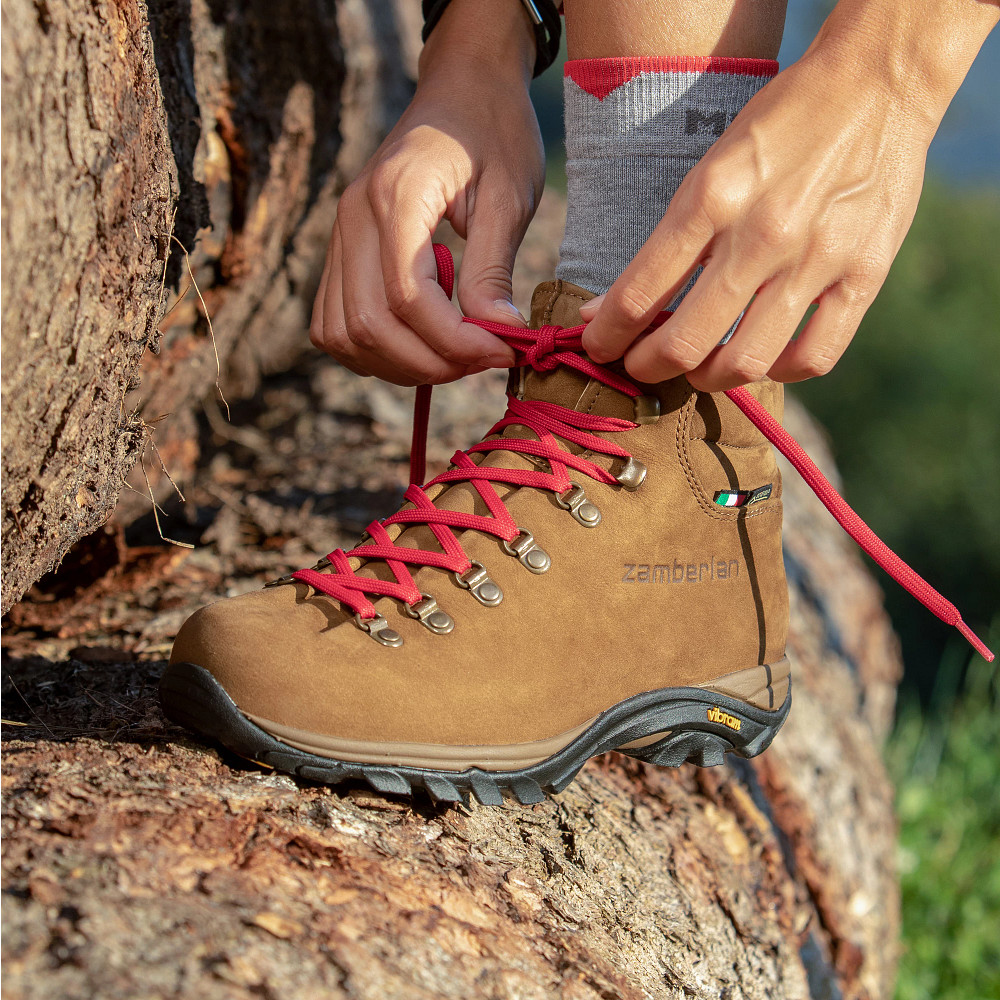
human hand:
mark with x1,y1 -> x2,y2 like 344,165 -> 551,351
578,0 -> 998,389
310,0 -> 543,386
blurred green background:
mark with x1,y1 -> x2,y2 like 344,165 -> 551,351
530,3 -> 999,995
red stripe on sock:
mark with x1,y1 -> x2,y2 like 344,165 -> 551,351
565,56 -> 779,100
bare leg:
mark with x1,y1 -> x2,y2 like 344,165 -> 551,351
564,0 -> 787,60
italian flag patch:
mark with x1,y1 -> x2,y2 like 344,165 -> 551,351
714,484 -> 773,508
715,490 -> 749,507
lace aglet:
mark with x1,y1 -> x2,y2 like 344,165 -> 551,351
956,619 -> 995,662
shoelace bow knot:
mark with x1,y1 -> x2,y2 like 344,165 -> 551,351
290,244 -> 993,662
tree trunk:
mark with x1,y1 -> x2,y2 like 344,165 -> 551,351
1,0 -> 417,613
1,2 -> 903,997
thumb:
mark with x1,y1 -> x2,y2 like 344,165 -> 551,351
457,187 -> 530,327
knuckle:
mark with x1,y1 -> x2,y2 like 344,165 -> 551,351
796,349 -> 838,380
654,331 -> 701,372
465,261 -> 514,297
610,283 -> 659,327
366,161 -> 398,205
308,321 -> 325,351
383,275 -> 421,318
481,180 -> 534,228
754,205 -> 798,250
344,309 -> 380,349
712,267 -> 746,302
771,285 -> 804,317
836,279 -> 875,311
688,163 -> 736,219
727,352 -> 769,384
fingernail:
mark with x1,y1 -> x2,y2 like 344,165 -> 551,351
493,299 -> 526,324
478,354 -> 515,368
579,294 -> 605,315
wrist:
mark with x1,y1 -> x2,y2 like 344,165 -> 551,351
418,0 -> 536,89
809,0 -> 998,137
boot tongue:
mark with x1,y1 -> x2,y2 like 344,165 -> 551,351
515,278 -> 637,421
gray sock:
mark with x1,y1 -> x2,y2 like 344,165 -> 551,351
556,56 -> 778,297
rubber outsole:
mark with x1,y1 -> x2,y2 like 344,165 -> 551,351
160,662 -> 791,806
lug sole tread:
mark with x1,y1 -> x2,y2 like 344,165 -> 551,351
160,662 -> 791,806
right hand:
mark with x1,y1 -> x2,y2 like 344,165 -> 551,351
311,4 -> 544,386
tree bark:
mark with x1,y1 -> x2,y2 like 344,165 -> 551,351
1,0 -> 417,612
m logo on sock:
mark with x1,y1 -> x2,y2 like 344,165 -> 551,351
684,108 -> 729,137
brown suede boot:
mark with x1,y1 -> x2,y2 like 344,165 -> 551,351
162,277 -> 791,804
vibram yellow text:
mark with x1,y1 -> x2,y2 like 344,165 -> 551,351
706,706 -> 742,732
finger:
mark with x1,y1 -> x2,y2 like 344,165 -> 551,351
309,229 -> 336,352
312,227 -> 377,377
686,277 -> 815,392
366,175 -> 515,368
767,282 -> 869,383
580,194 -> 715,364
457,182 -> 530,327
317,221 -> 426,384
339,211 -> 468,384
622,254 -> 767,384
311,224 -> 371,377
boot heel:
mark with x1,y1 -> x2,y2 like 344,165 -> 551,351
618,682 -> 791,768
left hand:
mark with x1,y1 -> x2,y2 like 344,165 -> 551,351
578,25 -> 939,389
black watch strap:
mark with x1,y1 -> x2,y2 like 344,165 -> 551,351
421,0 -> 562,79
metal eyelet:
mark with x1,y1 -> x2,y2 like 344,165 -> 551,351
266,554 -> 331,587
614,457 -> 647,491
502,528 -> 551,574
406,593 -> 455,634
555,484 -> 602,527
634,394 -> 660,424
353,613 -> 404,647
452,561 -> 504,606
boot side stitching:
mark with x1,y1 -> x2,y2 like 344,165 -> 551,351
677,395 -> 776,522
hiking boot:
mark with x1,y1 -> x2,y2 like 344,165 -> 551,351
162,252 -> 793,804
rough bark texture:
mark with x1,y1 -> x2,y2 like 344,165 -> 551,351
1,0 -> 417,612
1,0 -> 175,612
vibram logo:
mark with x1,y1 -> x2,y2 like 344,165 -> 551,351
707,706 -> 742,731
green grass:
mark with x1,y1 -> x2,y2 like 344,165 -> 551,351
887,632 -> 1000,1000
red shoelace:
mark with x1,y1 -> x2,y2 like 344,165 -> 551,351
293,244 -> 993,662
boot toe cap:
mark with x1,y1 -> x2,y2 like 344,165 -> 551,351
168,584 -> 345,723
